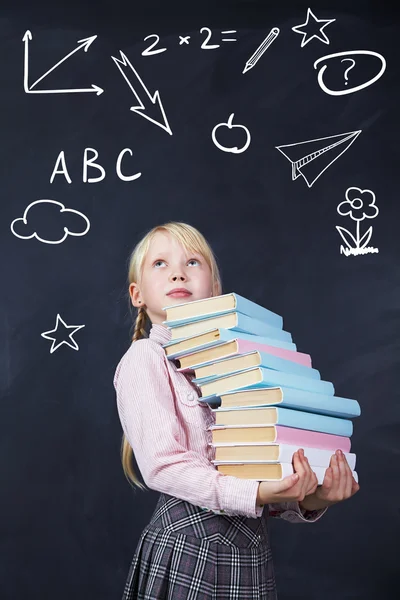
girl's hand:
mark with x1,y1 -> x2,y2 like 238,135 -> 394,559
299,449 -> 360,511
258,449 -> 318,504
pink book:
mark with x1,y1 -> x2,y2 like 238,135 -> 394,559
236,338 -> 311,367
209,424 -> 351,452
176,337 -> 312,371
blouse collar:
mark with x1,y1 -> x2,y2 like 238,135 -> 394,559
149,322 -> 172,345
148,322 -> 195,375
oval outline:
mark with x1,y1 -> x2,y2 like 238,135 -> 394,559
313,50 -> 386,96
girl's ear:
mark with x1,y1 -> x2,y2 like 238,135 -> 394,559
129,282 -> 144,307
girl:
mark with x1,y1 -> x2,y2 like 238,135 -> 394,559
113,221 -> 359,600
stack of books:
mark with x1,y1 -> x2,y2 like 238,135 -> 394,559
161,292 -> 360,484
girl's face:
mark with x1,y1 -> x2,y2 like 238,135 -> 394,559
129,231 -> 214,325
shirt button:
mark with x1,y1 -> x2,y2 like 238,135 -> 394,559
187,392 -> 195,400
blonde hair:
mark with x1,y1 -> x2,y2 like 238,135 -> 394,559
121,221 -> 223,490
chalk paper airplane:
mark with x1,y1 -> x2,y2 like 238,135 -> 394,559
276,130 -> 361,188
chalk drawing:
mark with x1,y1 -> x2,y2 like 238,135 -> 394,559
243,28 -> 280,74
336,187 -> 379,256
10,199 -> 90,244
112,51 -> 172,135
314,50 -> 386,96
292,8 -> 336,47
276,130 -> 361,188
23,30 -> 103,95
41,314 -> 85,353
211,114 -> 251,153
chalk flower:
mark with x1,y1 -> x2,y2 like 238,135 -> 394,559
337,187 -> 379,221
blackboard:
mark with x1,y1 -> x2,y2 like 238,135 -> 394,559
1,1 -> 399,598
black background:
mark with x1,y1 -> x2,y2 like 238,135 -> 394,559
1,1 -> 399,598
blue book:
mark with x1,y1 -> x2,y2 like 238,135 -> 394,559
192,350 -> 321,382
211,405 -> 353,437
163,292 -> 283,329
163,328 -> 297,359
167,312 -> 292,344
200,385 -> 360,419
197,365 -> 334,398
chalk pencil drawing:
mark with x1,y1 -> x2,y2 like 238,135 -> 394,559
242,28 -> 280,74
336,187 -> 379,256
112,51 -> 172,135
276,130 -> 361,188
292,7 -> 336,48
41,314 -> 85,353
10,199 -> 90,244
23,31 -> 104,95
211,114 -> 251,154
314,50 -> 386,96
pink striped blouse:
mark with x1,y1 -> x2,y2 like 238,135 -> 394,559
113,322 -> 327,523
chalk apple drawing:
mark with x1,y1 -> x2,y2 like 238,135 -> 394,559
211,113 -> 251,153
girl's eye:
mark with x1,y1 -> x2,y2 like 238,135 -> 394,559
153,258 -> 200,267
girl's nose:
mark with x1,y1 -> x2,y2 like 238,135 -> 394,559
171,273 -> 186,281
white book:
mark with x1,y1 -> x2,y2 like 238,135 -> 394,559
210,442 -> 356,470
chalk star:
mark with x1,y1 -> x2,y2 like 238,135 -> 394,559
179,35 -> 190,45
41,313 -> 85,353
292,7 -> 336,47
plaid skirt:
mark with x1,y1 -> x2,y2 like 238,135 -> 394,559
121,492 -> 277,600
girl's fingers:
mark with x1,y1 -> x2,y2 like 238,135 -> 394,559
292,450 -> 306,497
340,451 -> 354,498
351,476 -> 360,495
274,473 -> 300,493
302,453 -> 314,485
331,453 -> 340,487
299,450 -> 315,496
323,466 -> 333,489
305,470 -> 319,496
336,450 -> 348,499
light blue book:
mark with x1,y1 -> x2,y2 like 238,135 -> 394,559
167,312 -> 292,344
196,365 -> 334,397
163,292 -> 283,329
201,385 -> 360,419
211,405 -> 353,437
163,328 -> 297,359
191,350 -> 321,381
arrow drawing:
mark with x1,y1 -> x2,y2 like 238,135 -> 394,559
23,30 -> 104,95
276,130 -> 361,188
111,50 -> 172,135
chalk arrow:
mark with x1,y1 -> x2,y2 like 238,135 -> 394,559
111,50 -> 172,135
23,30 -> 104,95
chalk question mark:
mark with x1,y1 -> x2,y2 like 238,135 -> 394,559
341,58 -> 356,85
